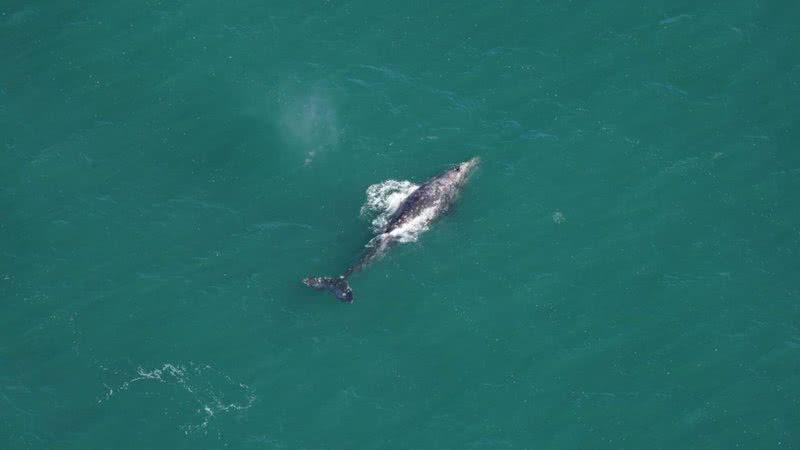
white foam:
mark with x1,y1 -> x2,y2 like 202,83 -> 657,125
97,362 -> 256,435
360,179 -> 419,233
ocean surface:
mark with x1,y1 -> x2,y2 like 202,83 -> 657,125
2,1 -> 799,448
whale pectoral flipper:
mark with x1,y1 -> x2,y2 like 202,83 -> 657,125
303,276 -> 353,303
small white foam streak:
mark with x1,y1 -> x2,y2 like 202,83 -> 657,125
360,179 -> 418,232
97,362 -> 256,435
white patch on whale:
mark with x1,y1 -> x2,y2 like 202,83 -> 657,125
360,179 -> 419,232
387,204 -> 439,243
360,179 -> 445,244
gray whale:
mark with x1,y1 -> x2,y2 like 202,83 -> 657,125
303,156 -> 480,303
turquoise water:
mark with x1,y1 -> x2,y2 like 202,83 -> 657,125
2,1 -> 799,448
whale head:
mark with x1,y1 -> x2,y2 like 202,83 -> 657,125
441,156 -> 480,188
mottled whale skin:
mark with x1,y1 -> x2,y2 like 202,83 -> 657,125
303,156 -> 480,303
